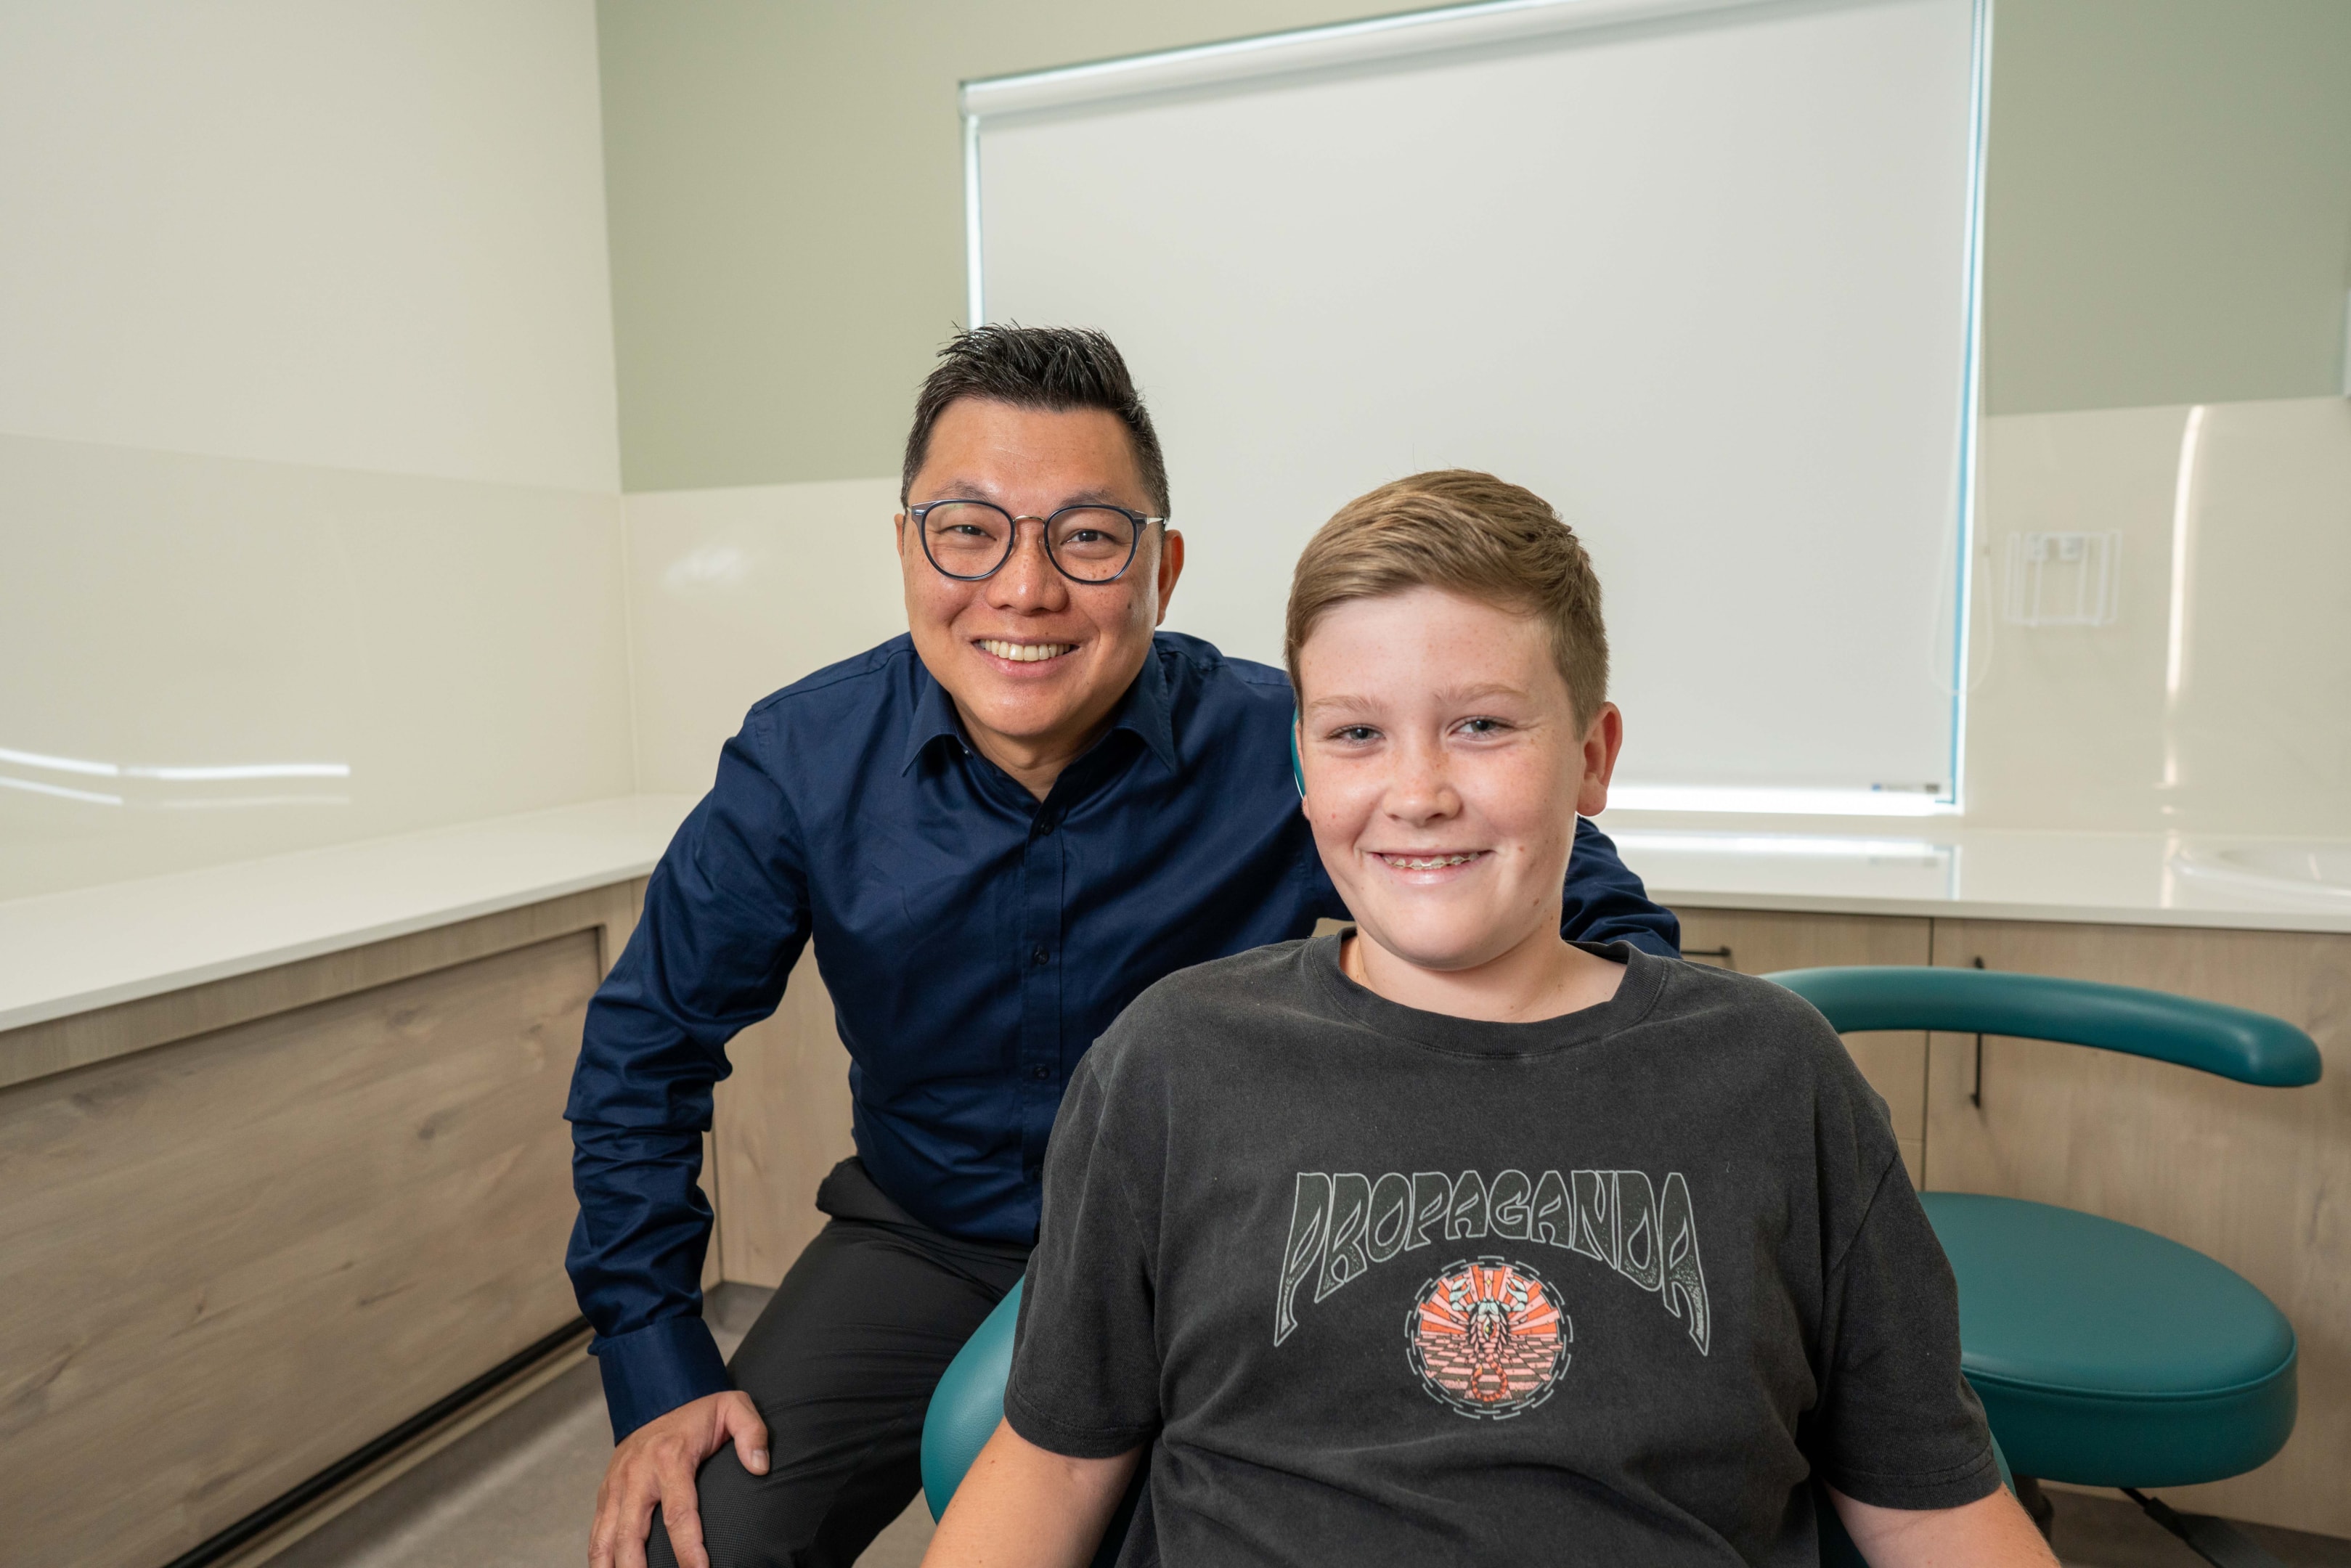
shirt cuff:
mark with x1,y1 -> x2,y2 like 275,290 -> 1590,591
590,1315 -> 732,1442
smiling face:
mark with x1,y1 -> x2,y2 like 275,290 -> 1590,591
1297,586 -> 1621,982
896,397 -> 1184,792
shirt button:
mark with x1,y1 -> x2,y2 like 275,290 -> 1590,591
1030,944 -> 1050,966
1035,815 -> 1056,837
1029,1063 -> 1051,1081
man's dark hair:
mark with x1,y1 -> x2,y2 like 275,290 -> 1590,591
900,325 -> 1170,515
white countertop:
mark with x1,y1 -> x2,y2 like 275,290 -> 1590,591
7,796 -> 2349,1036
0,793 -> 696,1034
1607,816 -> 2351,936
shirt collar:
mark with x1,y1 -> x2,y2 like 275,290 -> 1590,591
900,661 -> 970,775
899,642 -> 1178,778
1107,642 -> 1178,774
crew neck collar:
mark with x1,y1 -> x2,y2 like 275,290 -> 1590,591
1304,931 -> 1668,1058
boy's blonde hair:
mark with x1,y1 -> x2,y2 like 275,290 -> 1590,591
1284,470 -> 1609,727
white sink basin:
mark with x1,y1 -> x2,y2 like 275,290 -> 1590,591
2172,841 -> 2351,899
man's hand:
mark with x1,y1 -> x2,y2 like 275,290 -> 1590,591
589,1390 -> 768,1568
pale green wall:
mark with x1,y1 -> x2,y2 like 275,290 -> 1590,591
600,0 -> 2351,493
596,0 -> 1421,493
1983,0 -> 2351,415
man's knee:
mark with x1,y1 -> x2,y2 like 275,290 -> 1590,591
647,1440 -> 908,1568
645,1448 -> 776,1568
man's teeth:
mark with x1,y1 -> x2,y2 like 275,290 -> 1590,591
1382,853 -> 1482,870
981,640 -> 1075,663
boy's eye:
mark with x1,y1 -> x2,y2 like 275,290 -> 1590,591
1459,717 -> 1509,736
1331,725 -> 1380,744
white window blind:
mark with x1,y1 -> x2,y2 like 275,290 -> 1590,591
966,0 -> 1987,814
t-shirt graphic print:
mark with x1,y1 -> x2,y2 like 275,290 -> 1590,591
1406,1253 -> 1570,1417
1004,938 -> 2000,1568
1276,1162 -> 1711,1358
1276,1151 -> 1712,1426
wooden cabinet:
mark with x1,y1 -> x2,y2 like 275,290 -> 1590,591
711,947 -> 855,1288
0,882 -> 639,1568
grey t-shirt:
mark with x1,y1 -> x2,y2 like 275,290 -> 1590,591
1004,936 -> 1998,1567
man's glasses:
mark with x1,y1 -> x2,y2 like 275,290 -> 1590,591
908,499 -> 1168,584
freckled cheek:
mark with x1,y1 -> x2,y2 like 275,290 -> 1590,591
1464,760 -> 1574,854
1304,780 -> 1381,854
925,586 -> 981,633
1459,769 -> 1541,827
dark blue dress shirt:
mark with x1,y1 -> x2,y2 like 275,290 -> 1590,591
566,632 -> 1678,1436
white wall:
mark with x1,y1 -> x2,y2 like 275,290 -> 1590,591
624,481 -> 908,796
0,1 -> 632,899
0,1 -> 620,491
1964,395 -> 2351,837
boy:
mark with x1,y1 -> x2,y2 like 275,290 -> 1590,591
924,472 -> 2055,1566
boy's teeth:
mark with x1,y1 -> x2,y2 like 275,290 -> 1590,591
1385,853 -> 1479,870
981,640 -> 1074,663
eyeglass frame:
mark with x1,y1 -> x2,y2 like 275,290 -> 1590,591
906,498 -> 1170,584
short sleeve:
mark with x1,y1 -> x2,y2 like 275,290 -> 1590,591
1003,1048 -> 1162,1459
1811,1157 -> 2003,1509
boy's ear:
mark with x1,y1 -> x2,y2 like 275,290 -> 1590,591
1574,703 -> 1624,819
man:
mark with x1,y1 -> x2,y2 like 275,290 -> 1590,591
569,327 -> 1679,1568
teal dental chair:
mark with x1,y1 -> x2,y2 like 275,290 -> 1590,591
921,1280 -> 1136,1568
920,1283 -> 1024,1523
1765,964 -> 2321,1568
918,1280 -> 2002,1567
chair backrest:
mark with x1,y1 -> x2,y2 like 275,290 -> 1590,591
923,1278 -> 1025,1522
1762,965 -> 2321,1087
923,1278 -> 1139,1568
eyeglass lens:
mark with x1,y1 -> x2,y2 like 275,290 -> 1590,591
922,503 -> 1140,582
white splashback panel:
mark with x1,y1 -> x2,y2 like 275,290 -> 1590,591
0,433 -> 635,900
974,0 -> 1981,800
